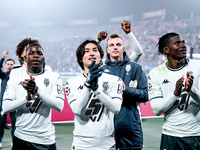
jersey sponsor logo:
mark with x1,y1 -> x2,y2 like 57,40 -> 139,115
85,98 -> 105,122
57,84 -> 63,94
129,80 -> 137,88
44,78 -> 50,87
126,64 -> 131,75
117,84 -> 123,94
173,90 -> 190,111
162,79 -> 170,84
26,96 -> 42,113
102,82 -> 109,91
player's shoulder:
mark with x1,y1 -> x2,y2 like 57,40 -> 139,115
48,71 -> 60,79
67,73 -> 84,83
44,65 -> 52,72
101,72 -> 121,82
10,65 -> 25,75
188,58 -> 200,65
149,62 -> 166,74
128,61 -> 142,70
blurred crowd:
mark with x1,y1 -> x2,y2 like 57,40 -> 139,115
1,17 -> 200,75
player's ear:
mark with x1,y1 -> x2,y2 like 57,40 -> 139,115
123,46 -> 125,52
163,47 -> 169,54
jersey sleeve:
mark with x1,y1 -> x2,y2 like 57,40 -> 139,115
64,77 -> 91,115
109,77 -> 123,100
2,69 -> 28,114
51,73 -> 64,100
128,32 -> 143,62
148,69 -> 178,116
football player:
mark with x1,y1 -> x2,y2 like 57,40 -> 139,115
148,32 -> 200,150
2,43 -> 64,150
64,40 -> 123,149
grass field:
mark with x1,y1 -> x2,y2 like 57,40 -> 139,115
1,117 -> 163,150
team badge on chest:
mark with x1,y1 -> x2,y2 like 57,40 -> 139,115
126,64 -> 131,75
102,82 -> 109,91
44,78 -> 50,87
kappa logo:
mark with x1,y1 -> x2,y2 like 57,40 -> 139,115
162,79 -> 170,84
78,85 -> 83,90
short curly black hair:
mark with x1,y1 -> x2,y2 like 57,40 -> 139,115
16,38 -> 40,61
157,32 -> 179,55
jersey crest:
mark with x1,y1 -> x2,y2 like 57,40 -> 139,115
126,64 -> 131,75
44,78 -> 50,87
102,82 -> 109,91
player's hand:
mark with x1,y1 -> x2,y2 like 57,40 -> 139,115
174,76 -> 184,97
121,20 -> 131,34
122,81 -> 126,92
22,74 -> 38,95
2,50 -> 9,59
185,72 -> 194,92
85,61 -> 102,90
97,31 -> 108,41
26,92 -> 33,101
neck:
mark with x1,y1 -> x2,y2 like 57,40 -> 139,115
110,56 -> 123,62
84,68 -> 89,76
24,61 -> 27,69
167,58 -> 186,69
27,67 -> 43,74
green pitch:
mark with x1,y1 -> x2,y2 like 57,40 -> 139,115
2,118 -> 163,150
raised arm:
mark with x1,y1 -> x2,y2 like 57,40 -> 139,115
97,31 -> 108,43
0,50 -> 9,78
121,20 -> 143,62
